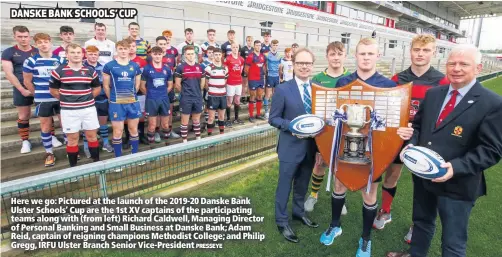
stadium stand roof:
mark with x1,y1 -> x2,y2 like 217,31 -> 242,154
443,1 -> 502,19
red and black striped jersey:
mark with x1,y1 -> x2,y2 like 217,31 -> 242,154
391,66 -> 449,120
49,65 -> 100,110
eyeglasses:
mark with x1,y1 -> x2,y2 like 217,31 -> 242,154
295,62 -> 313,67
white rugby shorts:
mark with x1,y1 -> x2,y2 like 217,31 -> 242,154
61,107 -> 99,133
226,84 -> 242,97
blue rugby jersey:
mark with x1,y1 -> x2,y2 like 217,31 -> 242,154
142,63 -> 172,99
174,62 -> 203,100
201,41 -> 220,61
200,60 -> 212,72
266,51 -> 281,77
336,71 -> 397,88
22,54 -> 65,102
83,60 -> 106,102
220,41 -> 234,58
164,46 -> 178,71
102,60 -> 142,103
1,45 -> 38,85
260,43 -> 271,55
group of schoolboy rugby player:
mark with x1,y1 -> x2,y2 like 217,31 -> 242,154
2,23 -> 300,168
3,20 -> 457,256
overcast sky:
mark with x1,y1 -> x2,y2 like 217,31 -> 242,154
460,16 -> 502,50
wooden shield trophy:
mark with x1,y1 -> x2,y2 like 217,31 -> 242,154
312,79 -> 412,191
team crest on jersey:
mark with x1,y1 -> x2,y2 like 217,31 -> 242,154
163,70 -> 167,75
80,70 -> 87,76
53,62 -> 60,67
410,100 -> 420,118
129,66 -> 134,71
196,66 -> 200,71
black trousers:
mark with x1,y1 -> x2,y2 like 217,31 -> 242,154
410,175 -> 475,257
275,156 -> 315,226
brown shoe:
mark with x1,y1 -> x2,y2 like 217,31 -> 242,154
386,252 -> 412,257
45,153 -> 56,167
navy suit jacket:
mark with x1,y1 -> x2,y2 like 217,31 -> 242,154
269,79 -> 318,163
410,81 -> 502,201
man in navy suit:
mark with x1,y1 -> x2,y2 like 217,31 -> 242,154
269,47 -> 319,243
387,45 -> 502,257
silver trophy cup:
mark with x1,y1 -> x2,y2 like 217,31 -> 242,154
338,104 -> 373,165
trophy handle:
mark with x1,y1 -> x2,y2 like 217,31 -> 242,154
339,104 -> 348,122
363,105 -> 373,124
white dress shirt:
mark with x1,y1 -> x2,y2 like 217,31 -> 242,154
295,76 -> 311,103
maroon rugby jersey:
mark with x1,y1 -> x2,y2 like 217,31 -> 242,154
391,66 -> 449,120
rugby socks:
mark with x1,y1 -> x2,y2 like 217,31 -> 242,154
147,131 -> 155,144
234,104 -> 240,120
100,125 -> 109,145
256,100 -> 263,117
66,145 -> 79,167
41,131 -> 53,154
162,129 -> 170,142
88,140 -> 100,162
226,107 -> 231,121
180,124 -> 188,142
207,123 -> 215,135
218,120 -> 225,134
112,138 -> 122,157
17,119 -> 30,141
362,202 -> 378,240
193,122 -> 201,138
82,131 -> 88,151
204,111 -> 209,123
330,192 -> 346,227
382,186 -> 397,213
248,101 -> 255,117
168,125 -> 173,135
264,98 -> 269,114
130,135 -> 139,154
310,173 -> 324,198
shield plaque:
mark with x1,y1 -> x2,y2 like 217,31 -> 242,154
312,79 -> 412,191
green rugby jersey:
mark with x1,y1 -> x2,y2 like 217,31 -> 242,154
312,68 -> 351,88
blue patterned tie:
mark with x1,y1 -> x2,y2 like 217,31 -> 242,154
302,83 -> 312,114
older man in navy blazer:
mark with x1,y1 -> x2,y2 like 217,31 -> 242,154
269,47 -> 319,243
387,45 -> 502,257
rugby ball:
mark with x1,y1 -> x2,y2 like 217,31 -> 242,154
289,114 -> 325,137
402,146 -> 447,180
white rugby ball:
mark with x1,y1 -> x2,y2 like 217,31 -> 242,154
402,146 -> 447,180
289,114 -> 325,137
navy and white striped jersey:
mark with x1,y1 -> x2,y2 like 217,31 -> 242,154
23,54 -> 65,102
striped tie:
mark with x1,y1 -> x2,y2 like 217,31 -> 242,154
303,83 -> 312,114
